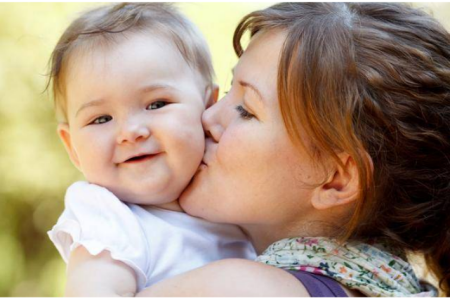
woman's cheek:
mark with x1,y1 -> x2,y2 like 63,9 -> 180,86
218,124 -> 258,174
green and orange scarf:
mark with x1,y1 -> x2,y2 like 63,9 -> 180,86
256,237 -> 437,297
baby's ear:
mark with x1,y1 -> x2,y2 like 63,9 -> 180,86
205,84 -> 219,109
57,123 -> 81,171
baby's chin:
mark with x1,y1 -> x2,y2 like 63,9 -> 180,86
120,190 -> 183,212
114,190 -> 173,205
93,172 -> 195,209
109,186 -> 180,207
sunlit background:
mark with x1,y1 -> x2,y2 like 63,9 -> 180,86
0,2 -> 449,297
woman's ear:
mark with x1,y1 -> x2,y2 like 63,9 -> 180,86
204,84 -> 219,109
57,123 -> 81,171
311,153 -> 363,210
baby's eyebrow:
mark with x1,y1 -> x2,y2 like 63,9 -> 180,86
140,83 -> 178,94
75,84 -> 178,117
76,99 -> 106,117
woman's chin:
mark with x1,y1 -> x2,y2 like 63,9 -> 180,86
179,174 -> 205,217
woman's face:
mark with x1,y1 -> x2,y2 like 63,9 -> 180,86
180,30 -> 322,228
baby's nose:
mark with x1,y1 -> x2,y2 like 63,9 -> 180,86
116,121 -> 150,144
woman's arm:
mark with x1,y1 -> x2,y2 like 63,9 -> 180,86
136,259 -> 308,297
65,246 -> 137,297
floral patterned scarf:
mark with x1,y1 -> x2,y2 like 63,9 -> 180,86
256,237 -> 437,297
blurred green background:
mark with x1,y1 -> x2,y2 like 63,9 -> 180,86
0,2 -> 449,297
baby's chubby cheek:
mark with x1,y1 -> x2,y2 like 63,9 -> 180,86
167,107 -> 205,169
71,133 -> 107,168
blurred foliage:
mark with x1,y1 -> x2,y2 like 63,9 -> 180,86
0,2 -> 272,296
0,2 -> 449,297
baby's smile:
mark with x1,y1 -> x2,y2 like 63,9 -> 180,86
59,33 -> 208,206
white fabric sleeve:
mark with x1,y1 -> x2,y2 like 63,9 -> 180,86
47,181 -> 149,291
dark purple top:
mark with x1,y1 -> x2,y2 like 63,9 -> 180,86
288,270 -> 348,297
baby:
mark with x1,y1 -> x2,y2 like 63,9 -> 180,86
47,3 -> 255,297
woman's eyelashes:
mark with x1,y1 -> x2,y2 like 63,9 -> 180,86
235,105 -> 255,120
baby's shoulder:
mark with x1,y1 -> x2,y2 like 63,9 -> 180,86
65,181 -> 128,212
61,181 -> 141,237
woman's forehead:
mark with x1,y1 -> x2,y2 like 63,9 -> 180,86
243,30 -> 286,62
234,30 -> 287,104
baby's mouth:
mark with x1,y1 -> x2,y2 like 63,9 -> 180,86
124,154 -> 156,163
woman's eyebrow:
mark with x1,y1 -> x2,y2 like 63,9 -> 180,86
238,80 -> 265,105
231,66 -> 265,105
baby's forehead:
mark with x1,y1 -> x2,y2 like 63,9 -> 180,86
64,42 -> 209,115
67,35 -> 204,88
71,33 -> 191,71
51,3 -> 214,123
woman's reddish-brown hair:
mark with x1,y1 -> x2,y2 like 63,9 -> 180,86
234,3 -> 450,295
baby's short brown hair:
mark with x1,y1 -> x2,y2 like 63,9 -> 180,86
47,3 -> 214,122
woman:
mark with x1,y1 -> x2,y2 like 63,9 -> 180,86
138,2 -> 450,297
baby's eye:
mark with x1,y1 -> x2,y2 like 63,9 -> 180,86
92,115 -> 112,125
147,100 -> 167,110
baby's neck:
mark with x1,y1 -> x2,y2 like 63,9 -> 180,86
153,200 -> 184,212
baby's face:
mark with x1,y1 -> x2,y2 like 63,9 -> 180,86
59,33 -> 207,205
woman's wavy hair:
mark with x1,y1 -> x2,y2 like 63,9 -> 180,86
234,3 -> 450,295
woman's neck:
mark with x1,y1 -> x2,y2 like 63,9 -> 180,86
241,223 -> 299,254
242,219 -> 337,254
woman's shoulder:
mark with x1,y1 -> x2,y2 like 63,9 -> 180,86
205,259 -> 364,297
141,258 -> 309,296
205,259 -> 365,298
140,258 -> 363,297
208,259 -> 311,296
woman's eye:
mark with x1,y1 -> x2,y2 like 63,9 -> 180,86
92,115 -> 112,125
148,100 -> 167,110
235,105 -> 255,120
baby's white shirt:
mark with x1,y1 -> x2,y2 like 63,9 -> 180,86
48,181 -> 256,292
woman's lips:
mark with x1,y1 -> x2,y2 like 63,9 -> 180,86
196,162 -> 207,174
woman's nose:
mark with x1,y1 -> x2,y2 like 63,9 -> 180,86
116,119 -> 151,144
202,97 -> 228,143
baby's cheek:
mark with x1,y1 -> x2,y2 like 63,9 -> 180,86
77,129 -> 117,177
181,123 -> 205,163
165,114 -> 204,192
161,112 -> 204,174
172,110 -> 204,146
